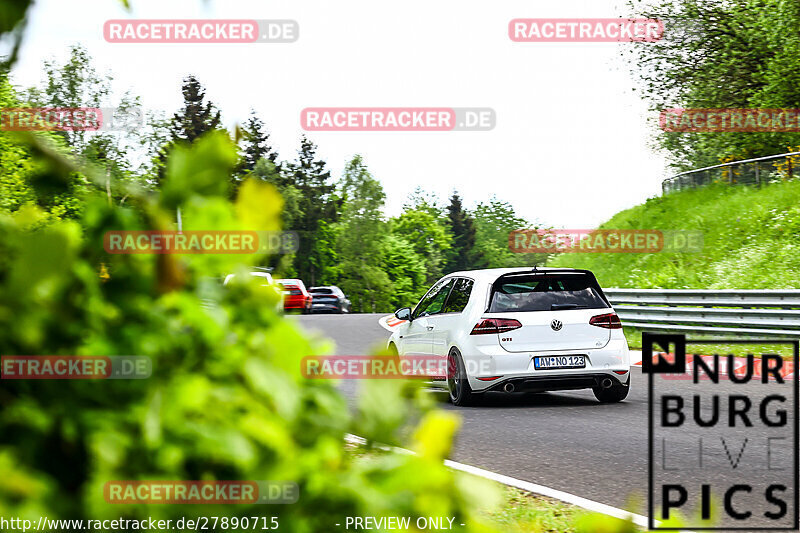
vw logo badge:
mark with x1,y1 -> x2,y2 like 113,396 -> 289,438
550,319 -> 563,331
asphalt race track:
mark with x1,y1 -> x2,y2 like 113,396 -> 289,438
292,313 -> 796,522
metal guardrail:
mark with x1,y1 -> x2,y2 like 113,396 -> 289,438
605,288 -> 800,337
662,151 -> 800,194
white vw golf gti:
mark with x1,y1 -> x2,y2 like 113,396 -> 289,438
388,268 -> 631,405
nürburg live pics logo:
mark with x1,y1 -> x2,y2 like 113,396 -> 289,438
644,332 -> 799,530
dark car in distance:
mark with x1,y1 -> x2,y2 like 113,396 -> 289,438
309,286 -> 351,314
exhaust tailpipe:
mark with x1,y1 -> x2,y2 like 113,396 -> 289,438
601,378 -> 613,389
503,382 -> 515,393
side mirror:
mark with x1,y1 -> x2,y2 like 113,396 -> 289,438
394,307 -> 412,321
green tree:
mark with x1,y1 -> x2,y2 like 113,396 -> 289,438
472,197 -> 546,268
21,45 -> 143,204
444,192 -> 484,273
390,208 -> 450,284
627,0 -> 800,169
334,155 -> 391,312
167,75 -> 222,144
136,110 -> 171,186
284,136 -> 338,285
250,158 -> 303,275
403,186 -> 444,218
156,75 -> 223,184
251,158 -> 301,230
382,234 -> 427,309
239,109 -> 277,174
23,44 -> 112,150
307,218 -> 340,285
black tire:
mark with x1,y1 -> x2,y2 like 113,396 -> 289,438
447,349 -> 474,406
593,377 -> 630,403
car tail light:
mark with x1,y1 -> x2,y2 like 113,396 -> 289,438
470,318 -> 522,335
589,313 -> 622,329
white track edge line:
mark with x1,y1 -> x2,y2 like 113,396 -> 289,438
345,433 -> 653,529
442,457 -> 650,529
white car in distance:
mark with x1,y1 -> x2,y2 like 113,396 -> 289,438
223,270 -> 284,312
387,268 -> 631,406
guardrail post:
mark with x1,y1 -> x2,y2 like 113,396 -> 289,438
755,162 -> 760,187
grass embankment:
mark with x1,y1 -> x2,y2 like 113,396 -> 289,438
549,182 -> 800,356
485,488 -> 637,533
548,181 -> 800,289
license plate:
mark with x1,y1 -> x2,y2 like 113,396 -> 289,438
534,355 -> 586,370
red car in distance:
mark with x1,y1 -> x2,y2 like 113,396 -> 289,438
275,279 -> 313,314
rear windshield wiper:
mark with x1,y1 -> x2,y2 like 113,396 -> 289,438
550,303 -> 587,310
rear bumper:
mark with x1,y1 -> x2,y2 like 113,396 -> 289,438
480,372 -> 628,393
311,302 -> 341,312
462,338 -> 630,392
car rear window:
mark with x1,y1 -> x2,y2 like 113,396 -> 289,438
488,273 -> 609,313
311,288 -> 333,294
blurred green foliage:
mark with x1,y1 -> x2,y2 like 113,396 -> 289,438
0,129 -> 506,530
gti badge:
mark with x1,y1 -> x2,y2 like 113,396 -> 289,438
550,319 -> 563,331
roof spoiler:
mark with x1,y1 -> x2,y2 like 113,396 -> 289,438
487,269 -> 612,308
